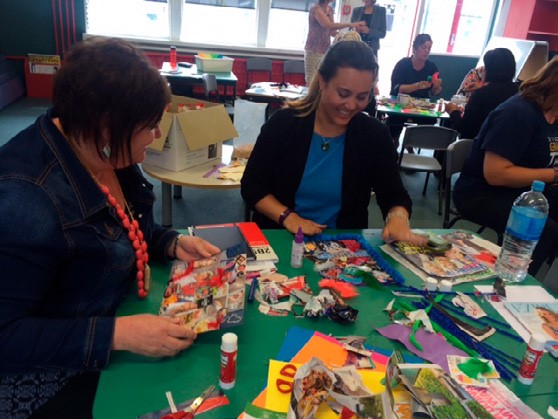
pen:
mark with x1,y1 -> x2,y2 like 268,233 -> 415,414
248,277 -> 258,303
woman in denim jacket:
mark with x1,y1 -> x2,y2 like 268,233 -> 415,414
0,38 -> 219,418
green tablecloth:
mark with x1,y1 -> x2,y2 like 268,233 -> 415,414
93,229 -> 557,418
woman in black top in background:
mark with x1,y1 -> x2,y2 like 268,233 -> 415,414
446,48 -> 518,139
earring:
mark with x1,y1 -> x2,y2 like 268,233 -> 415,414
102,145 -> 111,159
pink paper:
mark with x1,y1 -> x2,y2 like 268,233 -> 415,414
377,323 -> 468,373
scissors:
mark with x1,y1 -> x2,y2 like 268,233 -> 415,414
161,385 -> 215,419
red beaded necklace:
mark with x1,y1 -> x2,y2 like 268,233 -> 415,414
99,183 -> 150,298
63,132 -> 150,298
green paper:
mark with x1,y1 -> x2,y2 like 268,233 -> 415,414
457,358 -> 492,379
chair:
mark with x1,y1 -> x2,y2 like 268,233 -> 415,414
398,125 -> 458,215
202,73 -> 234,121
246,57 -> 272,89
443,138 -> 503,245
282,60 -> 305,85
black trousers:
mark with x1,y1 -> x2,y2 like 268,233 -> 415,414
454,186 -> 558,275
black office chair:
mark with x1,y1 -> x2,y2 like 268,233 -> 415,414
443,138 -> 503,245
202,73 -> 234,121
246,57 -> 272,89
398,125 -> 458,215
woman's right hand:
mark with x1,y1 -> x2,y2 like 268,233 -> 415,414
352,21 -> 366,30
283,212 -> 326,236
112,314 -> 197,357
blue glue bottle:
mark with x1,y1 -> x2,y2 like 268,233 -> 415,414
290,227 -> 304,268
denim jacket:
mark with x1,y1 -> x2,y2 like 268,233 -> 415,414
0,110 -> 178,375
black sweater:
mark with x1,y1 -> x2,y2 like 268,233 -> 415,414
241,108 -> 412,229
449,81 -> 518,139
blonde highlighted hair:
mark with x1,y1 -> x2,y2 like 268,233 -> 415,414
519,55 -> 558,113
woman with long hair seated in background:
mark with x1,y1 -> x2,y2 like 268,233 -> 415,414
445,48 -> 518,140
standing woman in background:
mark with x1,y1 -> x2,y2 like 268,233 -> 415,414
304,0 -> 365,84
350,0 -> 386,60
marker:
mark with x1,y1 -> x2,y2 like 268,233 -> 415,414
248,277 -> 258,303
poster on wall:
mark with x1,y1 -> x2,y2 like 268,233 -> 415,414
28,54 -> 61,75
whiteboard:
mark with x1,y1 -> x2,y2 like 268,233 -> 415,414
476,36 -> 549,81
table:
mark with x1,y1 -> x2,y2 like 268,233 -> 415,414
93,229 -> 557,419
375,103 -> 450,120
142,144 -> 240,227
245,82 -> 308,119
160,62 -> 238,103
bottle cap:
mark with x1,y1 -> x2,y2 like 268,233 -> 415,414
295,227 -> 304,244
532,180 -> 544,192
528,333 -> 547,351
221,332 -> 238,351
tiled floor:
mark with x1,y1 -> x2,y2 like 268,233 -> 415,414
3,96 -> 553,283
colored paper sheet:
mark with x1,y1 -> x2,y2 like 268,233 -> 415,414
377,323 -> 468,373
291,334 -> 348,367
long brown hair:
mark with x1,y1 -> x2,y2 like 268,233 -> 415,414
519,56 -> 558,113
287,41 -> 378,117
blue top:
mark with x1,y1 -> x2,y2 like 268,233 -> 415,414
295,132 -> 346,227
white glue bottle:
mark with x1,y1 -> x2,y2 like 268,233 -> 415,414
517,333 -> 546,385
219,332 -> 238,389
290,227 -> 304,268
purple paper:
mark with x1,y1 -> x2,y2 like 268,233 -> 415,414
377,323 -> 468,373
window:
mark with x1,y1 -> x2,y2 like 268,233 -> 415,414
85,0 -> 497,57
420,0 -> 497,55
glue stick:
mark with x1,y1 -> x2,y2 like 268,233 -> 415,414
517,333 -> 546,385
219,332 -> 238,389
290,227 -> 304,268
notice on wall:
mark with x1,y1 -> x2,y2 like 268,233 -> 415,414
28,54 -> 61,75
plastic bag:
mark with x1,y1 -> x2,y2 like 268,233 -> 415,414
233,99 -> 267,158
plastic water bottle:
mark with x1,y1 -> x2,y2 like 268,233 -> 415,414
495,180 -> 548,282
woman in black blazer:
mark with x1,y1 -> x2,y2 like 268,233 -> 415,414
350,0 -> 387,59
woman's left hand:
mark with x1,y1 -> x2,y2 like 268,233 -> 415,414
174,235 -> 220,260
431,78 -> 443,94
381,218 -> 428,246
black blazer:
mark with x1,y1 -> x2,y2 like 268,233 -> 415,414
241,108 -> 412,229
350,5 -> 387,53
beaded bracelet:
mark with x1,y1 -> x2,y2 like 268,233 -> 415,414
172,234 -> 183,259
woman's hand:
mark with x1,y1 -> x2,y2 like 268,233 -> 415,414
415,80 -> 432,91
444,102 -> 460,114
112,314 -> 197,357
174,235 -> 220,260
283,212 -> 326,236
352,21 -> 367,30
381,209 -> 428,246
431,78 -> 443,95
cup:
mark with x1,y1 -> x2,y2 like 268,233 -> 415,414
398,93 -> 410,105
